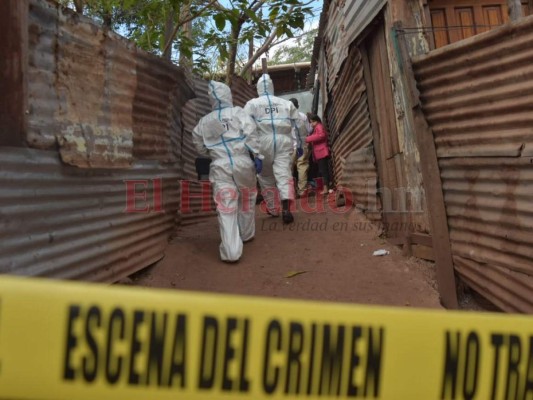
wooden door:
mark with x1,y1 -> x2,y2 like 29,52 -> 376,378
429,0 -> 532,48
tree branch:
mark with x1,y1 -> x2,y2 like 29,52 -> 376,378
251,0 -> 268,13
239,29 -> 277,76
162,0 -> 220,56
269,28 -> 317,48
238,4 -> 299,76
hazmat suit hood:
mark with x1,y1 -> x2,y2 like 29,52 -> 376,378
208,81 -> 233,111
256,74 -> 274,96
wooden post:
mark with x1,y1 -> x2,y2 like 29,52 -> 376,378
507,0 -> 523,21
247,38 -> 254,84
0,0 -> 28,146
393,23 -> 459,309
261,57 -> 268,74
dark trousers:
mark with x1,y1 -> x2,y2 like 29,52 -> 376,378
317,157 -> 331,190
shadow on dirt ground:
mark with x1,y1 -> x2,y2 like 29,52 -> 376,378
131,201 -> 451,310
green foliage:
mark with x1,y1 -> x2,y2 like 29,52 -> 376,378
56,0 -> 314,79
270,28 -> 317,65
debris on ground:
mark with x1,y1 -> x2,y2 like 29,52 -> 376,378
285,271 -> 308,278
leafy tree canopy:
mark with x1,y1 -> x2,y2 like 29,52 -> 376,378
269,28 -> 317,65
57,0 -> 316,82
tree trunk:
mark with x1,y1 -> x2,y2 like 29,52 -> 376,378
225,22 -> 241,86
163,9 -> 176,61
239,29 -> 277,78
102,13 -> 112,28
247,38 -> 253,84
73,0 -> 84,14
178,3 -> 193,69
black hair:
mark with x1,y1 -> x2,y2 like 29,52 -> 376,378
309,114 -> 321,123
289,98 -> 299,108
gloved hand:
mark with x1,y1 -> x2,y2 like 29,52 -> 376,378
254,158 -> 263,174
296,147 -> 304,158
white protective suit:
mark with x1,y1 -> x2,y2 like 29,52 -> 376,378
192,81 -> 260,262
293,109 -> 312,195
293,110 -> 310,154
244,74 -> 300,214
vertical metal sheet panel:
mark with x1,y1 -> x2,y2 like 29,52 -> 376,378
55,10 -> 135,168
324,0 -> 387,89
343,0 -> 388,46
132,50 -> 193,162
413,15 -> 533,312
179,78 -> 216,224
0,0 -> 28,146
27,0 -> 58,149
338,147 -> 380,219
26,0 -> 194,168
231,75 -> 257,108
0,147 -> 179,282
413,15 -> 533,158
327,46 -> 380,219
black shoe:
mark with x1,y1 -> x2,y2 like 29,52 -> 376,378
282,210 -> 294,224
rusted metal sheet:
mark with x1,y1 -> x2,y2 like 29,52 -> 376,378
179,78 -> 217,224
439,157 -> 533,309
338,147 -> 380,219
324,0 -> 387,89
343,0 -> 387,47
57,12 -> 135,168
231,75 -> 257,108
413,15 -> 533,312
455,256 -> 533,313
413,15 -> 533,158
132,50 -> 193,162
0,0 -> 28,147
327,45 -> 379,220
27,0 -> 59,149
25,0 -> 194,168
0,147 -> 180,282
331,94 -> 373,178
0,0 -> 261,283
324,4 -> 347,91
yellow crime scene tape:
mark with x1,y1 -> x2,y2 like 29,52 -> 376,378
0,275 -> 532,400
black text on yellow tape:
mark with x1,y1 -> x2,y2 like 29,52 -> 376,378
0,276 -> 532,399
441,330 -> 533,400
61,305 -> 384,397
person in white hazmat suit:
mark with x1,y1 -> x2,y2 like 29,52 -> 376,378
192,81 -> 262,262
289,97 -> 312,197
244,74 -> 301,224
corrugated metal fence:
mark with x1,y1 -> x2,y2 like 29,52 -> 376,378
0,148 -> 179,282
26,0 -> 194,168
325,45 -> 380,219
324,0 -> 386,91
0,0 -> 257,281
412,15 -> 533,312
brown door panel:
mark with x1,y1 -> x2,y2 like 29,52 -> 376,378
429,0 -> 531,48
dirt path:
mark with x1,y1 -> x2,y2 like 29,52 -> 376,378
133,200 -> 442,309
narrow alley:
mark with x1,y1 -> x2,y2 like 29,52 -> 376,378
132,199 -> 443,309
